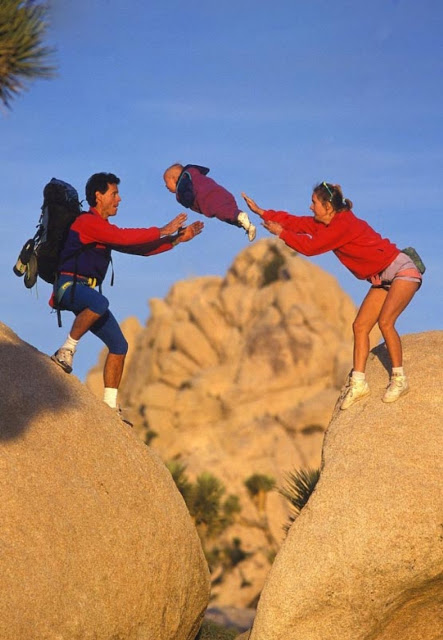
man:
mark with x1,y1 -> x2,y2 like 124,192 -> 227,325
51,172 -> 203,417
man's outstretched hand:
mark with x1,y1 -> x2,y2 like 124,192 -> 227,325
175,220 -> 204,244
160,212 -> 188,236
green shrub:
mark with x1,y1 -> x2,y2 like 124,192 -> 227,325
190,472 -> 232,538
195,619 -> 238,640
166,460 -> 193,503
166,460 -> 241,553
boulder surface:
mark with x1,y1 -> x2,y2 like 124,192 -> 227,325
0,323 -> 210,640
249,331 -> 443,640
87,238 -> 379,607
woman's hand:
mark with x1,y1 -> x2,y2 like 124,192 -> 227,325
263,219 -> 283,236
241,193 -> 264,217
160,212 -> 188,236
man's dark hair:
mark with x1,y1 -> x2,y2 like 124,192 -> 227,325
85,172 -> 120,206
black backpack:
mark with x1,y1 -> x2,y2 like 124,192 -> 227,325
13,178 -> 82,289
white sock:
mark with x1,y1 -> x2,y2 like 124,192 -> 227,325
392,367 -> 404,377
103,387 -> 118,409
352,370 -> 366,381
62,334 -> 79,353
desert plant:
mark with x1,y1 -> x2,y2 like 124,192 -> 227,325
244,473 -> 276,514
221,536 -> 250,568
222,494 -> 241,521
167,465 -> 241,551
167,464 -> 246,575
189,472 -> 240,540
195,619 -> 237,640
278,467 -> 320,532
0,0 -> 56,108
166,460 -> 193,504
191,472 -> 226,534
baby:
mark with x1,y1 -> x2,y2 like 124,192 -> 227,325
164,163 -> 256,241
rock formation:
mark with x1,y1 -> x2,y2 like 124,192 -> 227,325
0,322 -> 210,640
87,239 -> 379,607
248,331 -> 443,640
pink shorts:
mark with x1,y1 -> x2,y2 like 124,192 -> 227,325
369,252 -> 422,289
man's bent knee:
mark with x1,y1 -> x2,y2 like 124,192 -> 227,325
109,335 -> 128,356
86,294 -> 109,317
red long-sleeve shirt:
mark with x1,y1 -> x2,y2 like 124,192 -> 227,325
263,209 -> 400,280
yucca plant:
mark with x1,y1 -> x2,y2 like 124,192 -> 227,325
0,0 -> 55,108
244,473 -> 276,514
278,467 -> 320,533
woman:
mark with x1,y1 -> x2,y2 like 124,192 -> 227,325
242,182 -> 423,409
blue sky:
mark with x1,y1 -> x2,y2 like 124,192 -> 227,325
2,0 -> 442,382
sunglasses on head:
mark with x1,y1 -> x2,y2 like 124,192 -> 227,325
322,182 -> 333,201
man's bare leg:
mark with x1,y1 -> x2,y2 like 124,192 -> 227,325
104,353 -> 126,389
103,353 -> 131,424
70,308 -> 102,340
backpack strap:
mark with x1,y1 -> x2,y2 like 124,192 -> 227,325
51,274 -> 63,328
109,255 -> 114,286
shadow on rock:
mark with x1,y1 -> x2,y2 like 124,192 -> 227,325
0,325 -> 78,440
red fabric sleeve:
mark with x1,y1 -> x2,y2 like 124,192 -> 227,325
263,209 -> 352,256
75,214 -> 161,247
279,228 -> 336,256
112,236 -> 174,256
263,210 -> 318,234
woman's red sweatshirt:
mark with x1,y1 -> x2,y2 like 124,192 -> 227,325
263,209 -> 400,280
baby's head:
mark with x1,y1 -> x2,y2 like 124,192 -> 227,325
163,163 -> 184,193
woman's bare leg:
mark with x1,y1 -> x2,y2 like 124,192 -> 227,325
352,287 -> 388,372
377,280 -> 420,368
341,287 -> 387,410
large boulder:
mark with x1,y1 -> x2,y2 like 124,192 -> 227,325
0,323 -> 210,640
86,238 -> 381,607
249,331 -> 443,640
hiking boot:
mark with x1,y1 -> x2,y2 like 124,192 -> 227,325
340,378 -> 370,410
382,374 -> 409,403
24,253 -> 38,289
237,212 -> 257,242
51,348 -> 74,374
